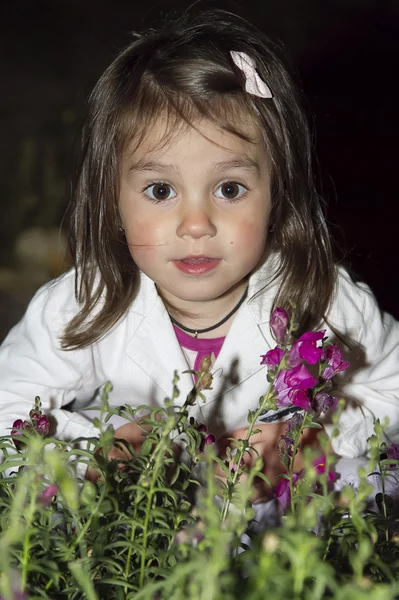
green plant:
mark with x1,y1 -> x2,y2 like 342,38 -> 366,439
1,309 -> 399,599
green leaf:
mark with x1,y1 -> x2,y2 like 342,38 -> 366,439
304,422 -> 323,429
69,560 -> 99,600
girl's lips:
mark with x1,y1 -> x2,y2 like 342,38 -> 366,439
180,257 -> 214,264
174,257 -> 221,275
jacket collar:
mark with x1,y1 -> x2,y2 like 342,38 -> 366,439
125,261 -> 279,403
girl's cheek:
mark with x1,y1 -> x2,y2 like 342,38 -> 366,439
233,219 -> 269,250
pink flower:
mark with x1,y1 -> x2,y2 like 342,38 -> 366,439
322,345 -> 350,380
290,389 -> 311,411
270,308 -> 289,344
274,364 -> 318,409
312,455 -> 336,482
289,330 -> 325,367
39,484 -> 59,507
275,472 -> 301,513
260,346 -> 285,368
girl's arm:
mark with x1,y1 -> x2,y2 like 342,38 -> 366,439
0,274 -> 100,448
325,269 -> 399,458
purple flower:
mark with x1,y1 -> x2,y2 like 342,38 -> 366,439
387,443 -> 399,460
274,364 -> 318,409
11,420 -> 32,449
289,331 -> 325,367
286,412 -> 304,434
313,391 -> 339,415
278,435 -> 294,459
260,346 -> 285,368
270,308 -> 289,344
322,345 -> 350,380
198,424 -> 216,451
39,484 -> 59,507
36,415 -> 50,436
29,410 -> 41,422
11,419 -> 24,432
313,456 -> 336,482
204,433 -> 215,445
230,457 -> 246,473
386,443 -> 399,469
275,472 -> 301,513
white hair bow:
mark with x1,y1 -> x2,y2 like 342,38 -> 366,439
230,51 -> 272,99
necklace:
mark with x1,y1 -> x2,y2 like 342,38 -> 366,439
169,286 -> 249,338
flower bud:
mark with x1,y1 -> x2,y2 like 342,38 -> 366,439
29,409 -> 41,421
199,355 -> 212,372
199,372 -> 213,390
270,307 -> 289,344
36,415 -> 50,436
80,480 -> 97,505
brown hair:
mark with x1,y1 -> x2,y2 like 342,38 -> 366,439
62,9 -> 336,350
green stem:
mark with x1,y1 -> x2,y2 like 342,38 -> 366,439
220,376 -> 278,522
131,381 -> 200,589
137,417 -> 177,588
20,480 -> 39,590
69,484 -> 107,556
378,455 -> 389,543
287,418 -> 309,513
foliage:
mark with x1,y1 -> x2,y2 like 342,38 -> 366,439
1,310 -> 399,599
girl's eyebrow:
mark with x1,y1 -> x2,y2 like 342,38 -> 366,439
127,155 -> 261,175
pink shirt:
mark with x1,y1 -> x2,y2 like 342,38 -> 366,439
173,325 -> 225,378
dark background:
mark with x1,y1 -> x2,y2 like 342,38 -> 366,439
0,0 -> 398,341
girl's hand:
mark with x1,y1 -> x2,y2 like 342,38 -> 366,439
86,419 -> 150,482
216,422 -> 324,504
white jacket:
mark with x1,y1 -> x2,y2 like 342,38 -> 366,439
0,264 -> 399,459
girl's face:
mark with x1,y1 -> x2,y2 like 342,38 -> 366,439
119,117 -> 271,313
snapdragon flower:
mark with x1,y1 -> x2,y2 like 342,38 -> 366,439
289,331 -> 325,367
274,364 -> 318,411
270,307 -> 289,344
322,345 -> 350,380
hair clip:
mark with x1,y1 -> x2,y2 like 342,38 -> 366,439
230,51 -> 272,98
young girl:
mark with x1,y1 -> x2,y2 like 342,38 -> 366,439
0,9 -> 398,501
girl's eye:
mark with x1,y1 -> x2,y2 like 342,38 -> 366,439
144,183 -> 176,202
215,181 -> 247,201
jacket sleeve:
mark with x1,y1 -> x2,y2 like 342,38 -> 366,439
0,274 -> 100,444
325,270 -> 399,458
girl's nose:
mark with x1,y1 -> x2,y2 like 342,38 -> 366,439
176,207 -> 217,239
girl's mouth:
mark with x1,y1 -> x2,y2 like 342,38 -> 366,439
174,257 -> 221,275
181,257 -> 214,264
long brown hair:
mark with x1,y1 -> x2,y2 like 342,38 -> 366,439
62,9 -> 336,350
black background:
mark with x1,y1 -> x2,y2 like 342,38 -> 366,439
0,0 -> 398,332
